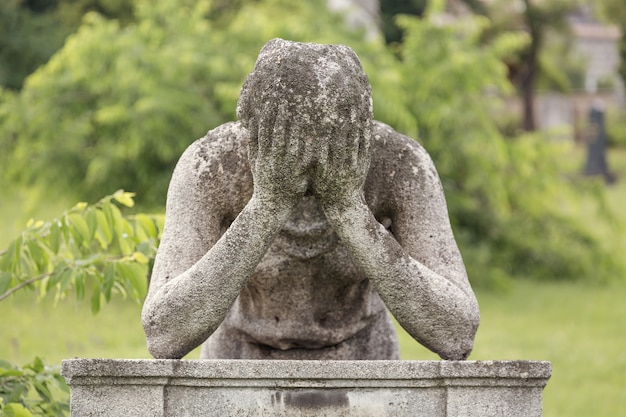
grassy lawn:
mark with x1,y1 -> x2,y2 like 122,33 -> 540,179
1,144 -> 626,416
398,280 -> 626,417
2,280 -> 625,417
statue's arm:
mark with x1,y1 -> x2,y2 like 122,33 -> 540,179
318,126 -> 479,360
142,118 -> 306,359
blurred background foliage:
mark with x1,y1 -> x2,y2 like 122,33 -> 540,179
2,0 -> 626,415
1,0 -> 623,288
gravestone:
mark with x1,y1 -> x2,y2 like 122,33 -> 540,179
584,101 -> 616,183
62,38 -> 551,416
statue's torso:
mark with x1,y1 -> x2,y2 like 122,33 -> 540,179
193,122 -> 406,359
224,196 -> 388,351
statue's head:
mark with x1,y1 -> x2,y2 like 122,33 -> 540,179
237,38 -> 373,147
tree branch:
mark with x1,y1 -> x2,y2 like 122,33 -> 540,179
0,272 -> 53,302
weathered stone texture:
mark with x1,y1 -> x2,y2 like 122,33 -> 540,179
62,359 -> 551,417
141,38 -> 479,362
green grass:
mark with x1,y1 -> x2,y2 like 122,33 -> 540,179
398,280 -> 626,417
2,144 -> 626,416
0,293 -> 149,364
2,281 -> 625,417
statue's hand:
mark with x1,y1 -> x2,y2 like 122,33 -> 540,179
313,123 -> 371,210
248,105 -> 311,210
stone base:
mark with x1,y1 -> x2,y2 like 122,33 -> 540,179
61,359 -> 551,416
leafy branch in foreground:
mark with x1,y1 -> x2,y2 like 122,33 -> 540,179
0,190 -> 163,313
0,357 -> 68,417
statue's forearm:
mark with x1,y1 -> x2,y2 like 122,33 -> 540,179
142,197 -> 291,359
323,197 -> 479,360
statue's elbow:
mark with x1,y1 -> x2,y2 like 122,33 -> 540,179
442,337 -> 475,361
146,336 -> 185,359
142,311 -> 186,359
439,307 -> 479,361
144,326 -> 190,359
436,333 -> 475,361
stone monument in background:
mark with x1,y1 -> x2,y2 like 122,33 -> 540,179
584,101 -> 616,183
62,39 -> 551,416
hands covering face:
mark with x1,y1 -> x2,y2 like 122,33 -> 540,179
248,105 -> 372,211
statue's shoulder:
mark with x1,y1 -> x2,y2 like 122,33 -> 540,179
181,121 -> 248,166
175,122 -> 250,182
366,120 -> 445,215
169,122 -> 252,209
370,121 -> 436,176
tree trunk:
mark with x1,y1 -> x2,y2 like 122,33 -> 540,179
521,48 -> 537,132
521,0 -> 540,132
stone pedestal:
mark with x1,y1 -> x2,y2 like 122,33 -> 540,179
61,359 -> 551,416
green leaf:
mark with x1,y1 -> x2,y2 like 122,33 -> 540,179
73,202 -> 88,211
68,213 -> 90,246
12,236 -> 23,269
0,369 -> 24,378
33,380 -> 53,403
48,222 -> 61,254
136,240 -> 156,258
40,275 -> 50,299
74,254 -> 102,267
133,220 -> 149,242
2,403 -> 35,417
31,356 -> 44,373
74,270 -> 85,301
112,210 -> 135,256
45,271 -> 57,292
57,268 -> 74,294
86,208 -> 99,243
18,251 -> 34,279
53,373 -> 70,393
118,236 -> 132,256
95,209 -> 113,249
132,251 -> 149,265
113,190 -> 136,208
136,214 -> 157,237
26,239 -> 48,272
90,284 -> 101,314
6,383 -> 27,404
102,263 -> 115,301
103,201 -> 132,254
2,236 -> 23,270
117,262 -> 147,302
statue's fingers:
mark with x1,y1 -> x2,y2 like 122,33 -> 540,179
287,117 -> 300,161
317,131 -> 329,169
257,115 -> 273,160
349,128 -> 361,168
357,123 -> 372,168
271,104 -> 290,157
300,132 -> 317,181
247,119 -> 259,164
336,120 -> 355,167
325,121 -> 344,168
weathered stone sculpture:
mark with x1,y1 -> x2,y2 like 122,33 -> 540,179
141,38 -> 480,361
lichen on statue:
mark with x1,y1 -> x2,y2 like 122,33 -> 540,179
141,38 -> 480,361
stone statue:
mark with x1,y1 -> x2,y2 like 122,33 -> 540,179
141,39 -> 479,361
